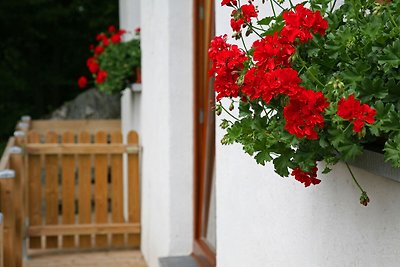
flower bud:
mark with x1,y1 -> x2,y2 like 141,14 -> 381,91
360,191 -> 370,206
229,102 -> 234,111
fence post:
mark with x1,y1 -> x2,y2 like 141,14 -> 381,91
0,169 -> 15,267
9,146 -> 24,267
0,213 -> 3,267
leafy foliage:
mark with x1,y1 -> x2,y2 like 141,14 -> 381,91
214,0 -> 400,195
96,38 -> 141,94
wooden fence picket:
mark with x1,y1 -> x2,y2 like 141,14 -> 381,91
78,131 -> 92,248
45,132 -> 59,249
111,132 -> 124,247
94,131 -> 108,247
127,131 -> 140,247
27,131 -> 42,249
61,132 -> 75,248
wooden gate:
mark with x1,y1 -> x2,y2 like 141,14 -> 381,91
24,128 -> 141,250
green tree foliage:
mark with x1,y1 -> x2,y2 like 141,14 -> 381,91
0,0 -> 118,145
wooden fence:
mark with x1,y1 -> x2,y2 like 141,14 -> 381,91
0,118 -> 141,266
0,116 -> 29,267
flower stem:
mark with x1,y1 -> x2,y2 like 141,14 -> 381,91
221,104 -> 239,121
271,0 -> 285,10
345,162 -> 365,193
269,0 -> 276,17
240,35 -> 249,53
296,56 -> 325,87
345,162 -> 370,206
329,0 -> 337,14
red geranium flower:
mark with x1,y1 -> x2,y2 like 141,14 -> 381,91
86,57 -> 99,74
284,89 -> 329,140
108,25 -> 117,33
135,27 -> 141,33
96,33 -> 106,41
230,3 -> 258,32
221,0 -> 237,6
78,76 -> 88,89
96,70 -> 108,84
102,36 -> 109,47
208,35 -> 248,100
94,45 -> 104,55
110,34 -> 122,44
291,165 -> 321,187
337,95 -> 376,132
281,4 -> 328,43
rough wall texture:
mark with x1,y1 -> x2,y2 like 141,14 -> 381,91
48,88 -> 120,119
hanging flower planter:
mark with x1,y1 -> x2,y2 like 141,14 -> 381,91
77,25 -> 141,95
211,0 -> 400,206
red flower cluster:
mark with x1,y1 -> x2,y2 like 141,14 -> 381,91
93,26 -> 126,56
337,95 -> 376,132
211,3 -> 332,187
291,166 -> 321,187
242,67 -> 301,103
221,0 -> 237,7
78,25 -> 128,89
230,3 -> 258,32
208,35 -> 248,100
96,70 -> 108,84
281,4 -> 328,43
284,90 -> 329,140
252,33 -> 296,71
78,76 -> 87,89
86,57 -> 99,74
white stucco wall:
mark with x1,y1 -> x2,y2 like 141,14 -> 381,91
119,0 -> 141,223
119,0 -> 141,136
139,0 -> 194,266
216,1 -> 400,266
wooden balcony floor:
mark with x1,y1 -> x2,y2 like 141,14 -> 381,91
25,250 -> 147,267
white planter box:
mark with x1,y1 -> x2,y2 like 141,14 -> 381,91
350,149 -> 400,183
130,83 -> 142,92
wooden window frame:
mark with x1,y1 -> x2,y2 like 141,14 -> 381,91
192,0 -> 216,266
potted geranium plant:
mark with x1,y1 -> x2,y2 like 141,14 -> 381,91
78,25 -> 141,94
210,0 -> 400,205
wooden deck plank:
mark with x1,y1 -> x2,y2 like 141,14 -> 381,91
26,250 -> 147,267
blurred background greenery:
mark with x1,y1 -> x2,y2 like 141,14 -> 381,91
0,0 -> 118,150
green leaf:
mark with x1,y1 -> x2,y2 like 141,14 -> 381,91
257,16 -> 274,26
273,153 -> 292,177
239,101 -> 251,118
254,151 -> 273,166
328,128 -> 348,148
378,39 -> 400,71
384,134 -> 400,168
337,143 -> 363,161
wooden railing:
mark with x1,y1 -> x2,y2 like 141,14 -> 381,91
0,116 -> 29,267
0,213 -> 3,267
0,118 -> 140,266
